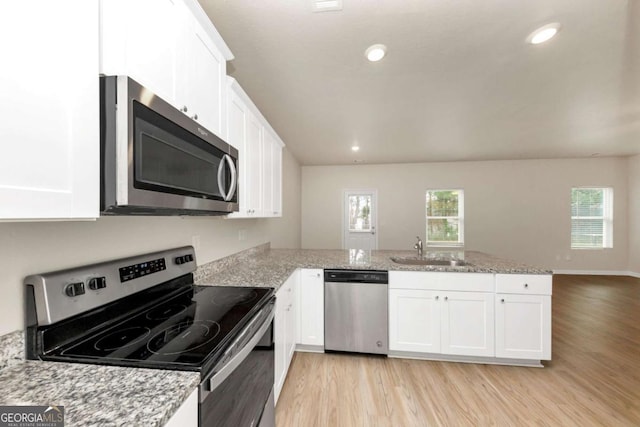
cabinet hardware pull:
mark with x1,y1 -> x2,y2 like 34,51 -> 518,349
435,296 -> 439,300
501,299 -> 505,303
444,296 -> 448,301
181,105 -> 188,112
191,113 -> 198,120
524,283 -> 529,288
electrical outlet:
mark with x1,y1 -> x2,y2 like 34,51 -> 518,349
238,229 -> 247,241
192,235 -> 201,251
564,253 -> 571,261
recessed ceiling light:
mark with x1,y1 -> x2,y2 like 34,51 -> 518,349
365,44 -> 387,62
527,23 -> 561,45
351,145 -> 360,152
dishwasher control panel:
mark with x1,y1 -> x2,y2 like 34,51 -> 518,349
324,269 -> 388,284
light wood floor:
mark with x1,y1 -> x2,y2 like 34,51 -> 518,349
276,275 -> 640,426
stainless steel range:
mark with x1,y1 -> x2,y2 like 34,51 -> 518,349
25,246 -> 275,427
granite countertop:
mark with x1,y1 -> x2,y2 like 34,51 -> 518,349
196,248 -> 552,290
0,360 -> 200,427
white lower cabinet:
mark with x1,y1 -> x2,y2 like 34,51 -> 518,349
495,274 -> 552,360
297,269 -> 324,347
164,388 -> 198,427
389,287 -> 494,357
389,289 -> 441,353
390,271 -> 552,363
274,271 -> 298,404
441,291 -> 494,357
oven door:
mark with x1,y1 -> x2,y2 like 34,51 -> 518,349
200,300 -> 275,427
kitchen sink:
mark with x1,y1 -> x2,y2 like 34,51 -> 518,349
390,257 -> 470,267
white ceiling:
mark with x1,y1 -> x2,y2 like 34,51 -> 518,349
199,0 -> 640,165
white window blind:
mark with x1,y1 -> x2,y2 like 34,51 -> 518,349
426,189 -> 464,246
571,187 -> 613,249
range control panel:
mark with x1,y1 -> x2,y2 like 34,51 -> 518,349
25,246 -> 197,326
119,257 -> 166,283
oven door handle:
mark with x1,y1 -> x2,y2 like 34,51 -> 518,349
201,303 -> 275,402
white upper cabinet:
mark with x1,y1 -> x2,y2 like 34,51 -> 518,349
176,11 -> 227,136
263,130 -> 284,217
100,0 -> 232,137
100,0 -> 180,104
0,0 -> 99,220
227,78 -> 284,219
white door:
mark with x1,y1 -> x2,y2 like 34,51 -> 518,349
441,291 -> 495,357
343,190 -> 378,249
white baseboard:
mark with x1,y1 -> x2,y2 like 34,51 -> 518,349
553,269 -> 640,278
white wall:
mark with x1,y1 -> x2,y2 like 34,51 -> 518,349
629,155 -> 640,274
0,148 -> 302,336
302,157 -> 629,272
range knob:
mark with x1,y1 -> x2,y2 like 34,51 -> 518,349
65,282 -> 85,297
88,277 -> 107,290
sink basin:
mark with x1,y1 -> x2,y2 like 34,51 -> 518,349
390,257 -> 469,267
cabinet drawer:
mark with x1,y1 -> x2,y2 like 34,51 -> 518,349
390,271 -> 493,292
389,271 -> 440,290
495,274 -> 552,295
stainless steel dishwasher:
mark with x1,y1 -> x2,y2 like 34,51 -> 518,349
324,269 -> 389,355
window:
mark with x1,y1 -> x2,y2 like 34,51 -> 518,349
426,190 -> 464,246
571,187 -> 613,249
348,194 -> 372,232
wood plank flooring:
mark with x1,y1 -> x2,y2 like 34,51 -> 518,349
276,275 -> 640,426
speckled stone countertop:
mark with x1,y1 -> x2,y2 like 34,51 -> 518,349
196,248 -> 552,289
0,360 -> 200,426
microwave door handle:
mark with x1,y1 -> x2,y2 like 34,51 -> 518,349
225,154 -> 237,202
217,157 -> 227,200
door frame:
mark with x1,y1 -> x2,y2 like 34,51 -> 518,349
341,189 -> 378,250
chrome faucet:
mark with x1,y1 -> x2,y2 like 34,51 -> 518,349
414,236 -> 423,258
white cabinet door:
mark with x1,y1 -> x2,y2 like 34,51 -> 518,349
0,0 -> 99,220
246,112 -> 264,216
177,16 -> 226,136
164,388 -> 198,427
274,284 -> 288,403
441,291 -> 494,357
297,269 -> 324,347
101,0 -> 180,105
271,141 -> 283,217
285,272 -> 298,366
262,131 -> 275,217
274,272 -> 298,403
226,88 -> 250,215
389,289 -> 441,353
496,294 -> 551,360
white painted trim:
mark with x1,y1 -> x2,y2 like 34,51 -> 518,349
553,269 -> 639,277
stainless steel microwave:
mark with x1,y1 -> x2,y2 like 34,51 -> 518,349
100,76 -> 238,215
